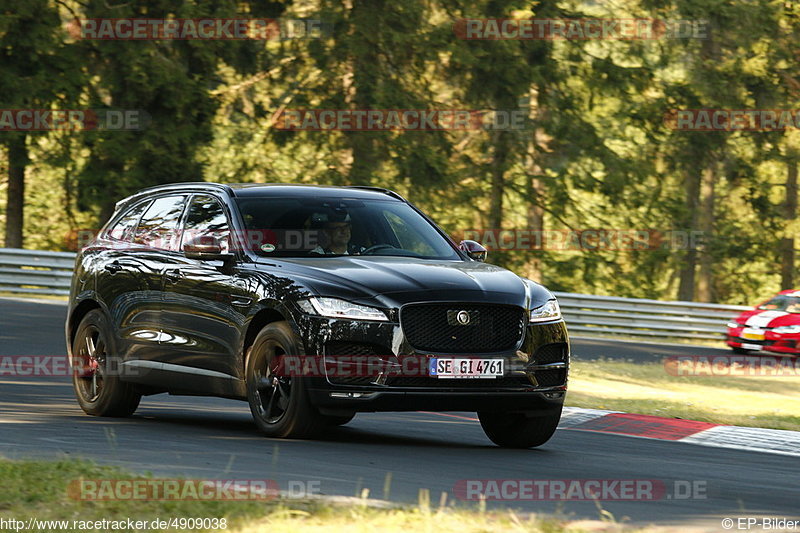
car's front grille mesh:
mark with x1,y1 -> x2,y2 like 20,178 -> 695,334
532,369 -> 567,387
324,342 -> 387,386
531,343 -> 568,364
526,343 -> 568,387
400,303 -> 525,353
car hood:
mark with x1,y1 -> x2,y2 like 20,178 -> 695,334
735,309 -> 800,328
255,256 -> 549,308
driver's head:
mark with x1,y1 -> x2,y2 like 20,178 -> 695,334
310,209 -> 351,251
324,219 -> 351,247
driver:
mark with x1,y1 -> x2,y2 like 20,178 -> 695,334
309,210 -> 364,255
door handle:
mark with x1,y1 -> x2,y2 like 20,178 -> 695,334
164,269 -> 183,283
104,262 -> 122,273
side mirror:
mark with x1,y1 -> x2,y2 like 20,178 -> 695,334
459,240 -> 487,262
184,235 -> 233,261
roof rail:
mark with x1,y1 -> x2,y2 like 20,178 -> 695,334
342,185 -> 405,201
114,182 -> 233,212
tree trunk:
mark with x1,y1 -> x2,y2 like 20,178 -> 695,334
781,161 -> 798,289
489,130 -> 509,229
696,164 -> 716,302
525,175 -> 545,281
346,0 -> 380,184
677,168 -> 700,301
4,136 -> 28,249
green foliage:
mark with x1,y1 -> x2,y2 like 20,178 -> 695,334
2,0 -> 799,303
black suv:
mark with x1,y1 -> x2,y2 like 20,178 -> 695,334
66,183 -> 569,448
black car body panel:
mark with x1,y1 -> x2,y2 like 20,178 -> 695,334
66,183 -> 569,415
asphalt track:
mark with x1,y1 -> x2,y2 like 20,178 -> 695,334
1,298 -> 797,528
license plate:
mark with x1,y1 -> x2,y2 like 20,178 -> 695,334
428,358 -> 504,378
742,328 -> 765,341
741,343 -> 764,351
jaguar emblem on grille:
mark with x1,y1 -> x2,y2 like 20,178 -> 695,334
447,309 -> 479,326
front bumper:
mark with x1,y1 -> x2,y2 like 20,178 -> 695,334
294,313 -> 569,413
726,328 -> 800,355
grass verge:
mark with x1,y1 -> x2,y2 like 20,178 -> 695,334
0,458 -> 630,533
566,359 -> 800,431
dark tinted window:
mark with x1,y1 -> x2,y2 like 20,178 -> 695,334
133,195 -> 187,251
758,295 -> 800,313
234,197 -> 458,259
106,200 -> 151,242
182,195 -> 230,253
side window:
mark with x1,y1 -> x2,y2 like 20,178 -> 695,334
133,195 -> 187,251
182,195 -> 231,253
105,200 -> 151,242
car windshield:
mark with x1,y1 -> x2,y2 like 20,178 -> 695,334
757,295 -> 800,313
234,196 -> 460,259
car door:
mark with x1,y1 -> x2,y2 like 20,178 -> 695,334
95,198 -> 155,358
119,194 -> 189,369
159,194 -> 252,394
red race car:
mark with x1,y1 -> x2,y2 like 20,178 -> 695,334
726,290 -> 800,355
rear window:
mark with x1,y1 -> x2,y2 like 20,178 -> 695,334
133,195 -> 187,251
105,200 -> 151,242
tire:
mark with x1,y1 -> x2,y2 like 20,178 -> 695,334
731,347 -> 749,354
71,309 -> 141,417
478,406 -> 562,448
246,321 -> 326,438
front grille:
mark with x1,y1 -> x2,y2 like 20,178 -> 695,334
731,337 -> 773,346
400,303 -> 525,353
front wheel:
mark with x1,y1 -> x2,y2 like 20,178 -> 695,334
71,309 -> 140,417
246,321 -> 326,438
478,407 -> 562,448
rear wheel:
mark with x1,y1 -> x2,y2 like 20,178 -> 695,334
71,309 -> 140,417
246,321 -> 326,438
478,407 -> 562,448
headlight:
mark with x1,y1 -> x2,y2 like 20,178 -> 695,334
773,325 -> 800,334
298,297 -> 388,322
726,322 -> 743,328
530,300 -> 561,323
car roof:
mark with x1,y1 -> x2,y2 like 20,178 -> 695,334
116,182 -> 405,212
228,183 -> 404,200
